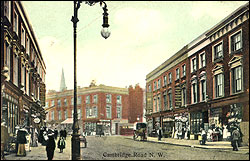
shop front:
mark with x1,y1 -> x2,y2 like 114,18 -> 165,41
146,118 -> 154,137
173,112 -> 189,139
1,91 -> 20,135
162,116 -> 174,138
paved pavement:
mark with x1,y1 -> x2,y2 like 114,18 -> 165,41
146,136 -> 249,150
3,135 -> 249,160
4,136 -> 72,160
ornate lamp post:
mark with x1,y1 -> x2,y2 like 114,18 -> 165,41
71,1 -> 110,160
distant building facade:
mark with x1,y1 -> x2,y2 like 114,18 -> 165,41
45,81 -> 144,135
1,1 -> 47,135
145,3 -> 249,144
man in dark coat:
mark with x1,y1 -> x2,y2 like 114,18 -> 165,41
54,129 -> 58,140
46,132 -> 56,160
231,128 -> 240,151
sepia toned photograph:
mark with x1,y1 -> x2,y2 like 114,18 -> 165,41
1,1 -> 249,160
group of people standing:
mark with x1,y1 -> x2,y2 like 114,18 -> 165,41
38,127 -> 67,160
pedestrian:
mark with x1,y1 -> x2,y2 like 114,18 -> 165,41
57,136 -> 66,153
157,128 -> 162,141
16,128 -> 28,156
231,128 -> 240,151
60,129 -> 64,140
38,127 -> 45,144
46,131 -> 56,160
1,122 -> 9,160
54,129 -> 58,140
63,128 -> 67,139
42,129 -> 49,146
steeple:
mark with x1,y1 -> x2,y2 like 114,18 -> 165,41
60,68 -> 67,92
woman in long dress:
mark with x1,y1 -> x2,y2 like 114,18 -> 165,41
16,129 -> 27,156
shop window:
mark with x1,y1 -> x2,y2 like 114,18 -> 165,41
191,112 -> 202,134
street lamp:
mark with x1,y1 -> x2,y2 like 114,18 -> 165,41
71,1 -> 110,160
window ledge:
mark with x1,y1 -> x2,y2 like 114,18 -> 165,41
230,91 -> 244,96
230,49 -> 243,55
213,57 -> 224,63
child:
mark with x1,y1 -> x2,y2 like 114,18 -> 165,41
57,136 -> 65,153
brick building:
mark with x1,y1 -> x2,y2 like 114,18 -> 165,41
145,2 -> 249,144
45,79 -> 144,135
1,1 -> 47,135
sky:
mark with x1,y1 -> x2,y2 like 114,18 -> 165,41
22,1 -> 248,92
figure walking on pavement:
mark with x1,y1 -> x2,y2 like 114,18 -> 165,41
54,129 -> 58,140
57,136 -> 66,153
157,127 -> 162,141
46,131 -> 56,160
231,127 -> 240,151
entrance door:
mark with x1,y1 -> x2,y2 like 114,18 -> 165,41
115,123 -> 118,135
202,111 -> 209,129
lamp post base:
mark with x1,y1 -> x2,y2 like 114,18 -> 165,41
71,133 -> 81,160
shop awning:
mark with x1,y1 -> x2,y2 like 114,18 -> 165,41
61,118 -> 73,124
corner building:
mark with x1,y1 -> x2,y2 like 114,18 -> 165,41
45,83 -> 144,135
145,2 -> 249,144
1,1 -> 47,135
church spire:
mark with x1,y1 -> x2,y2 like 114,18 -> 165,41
60,68 -> 67,92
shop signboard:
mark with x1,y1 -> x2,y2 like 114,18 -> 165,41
146,92 -> 153,111
34,118 -> 40,124
40,83 -> 46,107
163,117 -> 174,122
175,85 -> 181,107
